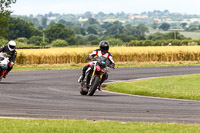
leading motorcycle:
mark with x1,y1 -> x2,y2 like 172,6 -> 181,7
80,56 -> 114,96
0,53 -> 9,81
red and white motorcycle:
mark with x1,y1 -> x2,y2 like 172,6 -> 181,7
80,56 -> 114,96
0,53 -> 9,81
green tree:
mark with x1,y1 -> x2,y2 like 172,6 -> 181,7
0,0 -> 17,37
101,22 -> 113,30
96,12 -> 105,18
185,25 -> 198,31
51,39 -> 68,47
16,37 -> 28,43
159,23 -> 170,31
152,22 -> 158,29
45,23 -> 77,45
136,24 -> 149,36
0,37 -> 8,46
114,34 -> 137,42
87,26 -> 98,35
83,12 -> 92,18
83,18 -> 99,28
90,40 -> 99,45
72,26 -> 86,35
7,17 -> 42,40
123,25 -> 136,35
105,24 -> 123,35
65,22 -> 76,28
88,18 -> 99,25
76,35 -> 87,45
41,17 -> 47,29
107,38 -> 124,46
49,20 -> 56,26
147,31 -> 189,41
29,36 -> 48,46
85,34 -> 98,41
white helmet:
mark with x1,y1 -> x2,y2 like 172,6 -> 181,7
8,40 -> 16,51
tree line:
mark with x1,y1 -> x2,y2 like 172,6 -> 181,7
0,16 -> 192,48
0,0 -> 194,47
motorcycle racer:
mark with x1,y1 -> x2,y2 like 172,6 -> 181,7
78,40 -> 115,90
0,40 -> 17,78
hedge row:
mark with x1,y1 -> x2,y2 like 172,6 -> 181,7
126,39 -> 200,46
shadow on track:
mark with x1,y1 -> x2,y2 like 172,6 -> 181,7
0,82 -> 30,84
77,94 -> 122,97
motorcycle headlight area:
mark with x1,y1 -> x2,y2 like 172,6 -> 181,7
101,61 -> 106,64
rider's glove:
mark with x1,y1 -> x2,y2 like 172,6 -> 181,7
91,58 -> 97,61
110,64 -> 115,69
86,55 -> 92,60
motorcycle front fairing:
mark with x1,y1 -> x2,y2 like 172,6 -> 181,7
0,53 -> 9,70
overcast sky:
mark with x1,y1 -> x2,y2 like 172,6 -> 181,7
11,0 -> 200,15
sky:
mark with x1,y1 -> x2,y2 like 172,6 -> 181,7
10,0 -> 200,16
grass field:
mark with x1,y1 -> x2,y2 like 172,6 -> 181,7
148,29 -> 200,40
0,118 -> 200,133
180,31 -> 200,40
105,74 -> 200,100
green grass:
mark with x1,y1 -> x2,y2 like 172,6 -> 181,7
13,62 -> 200,71
13,65 -> 83,71
105,74 -> 200,100
0,118 -> 200,133
179,31 -> 200,40
149,28 -> 200,40
116,62 -> 200,68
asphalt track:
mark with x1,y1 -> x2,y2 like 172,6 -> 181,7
1,66 -> 200,124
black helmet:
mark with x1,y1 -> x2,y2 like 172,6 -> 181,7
99,40 -> 109,53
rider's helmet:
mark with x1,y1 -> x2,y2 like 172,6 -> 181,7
8,40 -> 16,51
99,40 -> 109,54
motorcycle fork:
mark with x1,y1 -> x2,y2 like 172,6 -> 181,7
89,71 -> 102,86
89,70 -> 96,86
91,69 -> 103,78
100,73 -> 103,79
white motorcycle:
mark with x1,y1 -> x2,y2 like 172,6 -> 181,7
0,53 -> 9,81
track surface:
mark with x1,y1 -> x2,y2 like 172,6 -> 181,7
1,66 -> 200,124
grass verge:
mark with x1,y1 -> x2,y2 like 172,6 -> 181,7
104,74 -> 200,100
0,118 -> 200,133
13,64 -> 83,71
13,61 -> 200,71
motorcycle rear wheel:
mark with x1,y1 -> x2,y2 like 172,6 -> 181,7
80,89 -> 88,95
80,82 -> 88,95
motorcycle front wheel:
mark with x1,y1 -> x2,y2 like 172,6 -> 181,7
88,75 -> 100,96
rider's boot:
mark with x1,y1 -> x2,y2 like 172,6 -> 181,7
97,85 -> 102,91
97,73 -> 108,91
97,80 -> 103,91
78,65 -> 90,83
78,73 -> 85,83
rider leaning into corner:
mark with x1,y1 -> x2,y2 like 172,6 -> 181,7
78,40 -> 115,91
0,40 -> 17,78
